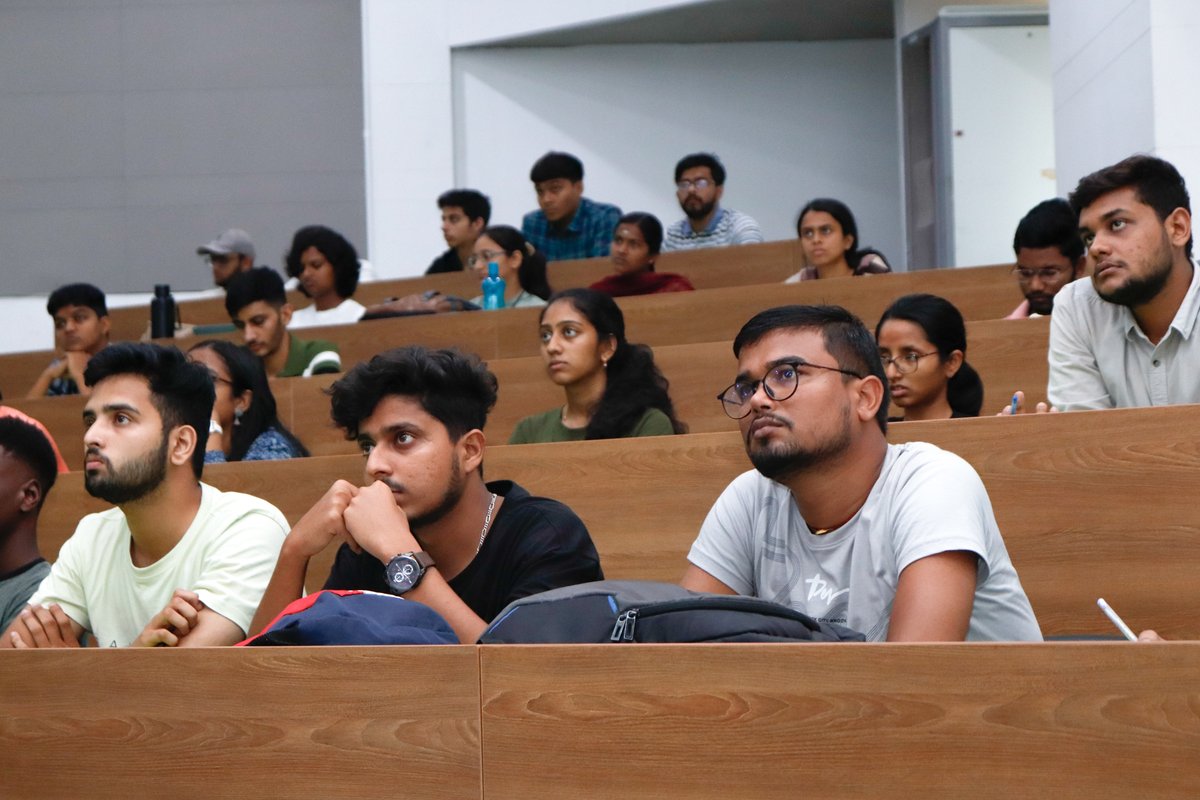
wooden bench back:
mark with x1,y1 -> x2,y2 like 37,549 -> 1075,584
3,643 -> 1198,799
1,262 -> 1021,396
9,316 -> 1050,470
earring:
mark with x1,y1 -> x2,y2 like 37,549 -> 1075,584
234,407 -> 244,427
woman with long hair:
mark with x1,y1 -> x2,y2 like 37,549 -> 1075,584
787,198 -> 891,282
588,212 -> 694,297
509,288 -> 687,443
188,340 -> 310,462
875,294 -> 983,421
467,225 -> 551,308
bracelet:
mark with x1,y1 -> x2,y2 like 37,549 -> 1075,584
209,420 -> 223,436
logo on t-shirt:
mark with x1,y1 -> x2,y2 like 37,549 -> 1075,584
805,572 -> 850,624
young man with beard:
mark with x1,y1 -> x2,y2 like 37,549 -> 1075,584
681,305 -> 1041,642
662,153 -> 762,252
2,344 -> 289,649
1005,198 -> 1086,319
225,267 -> 341,378
249,346 -> 603,644
426,189 -> 490,274
1045,155 -> 1198,410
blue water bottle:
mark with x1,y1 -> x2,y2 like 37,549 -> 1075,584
481,261 -> 506,310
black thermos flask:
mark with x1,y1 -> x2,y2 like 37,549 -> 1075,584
150,284 -> 176,339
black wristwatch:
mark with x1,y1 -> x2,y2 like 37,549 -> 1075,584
385,551 -> 436,595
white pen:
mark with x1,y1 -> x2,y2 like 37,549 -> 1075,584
1096,597 -> 1138,641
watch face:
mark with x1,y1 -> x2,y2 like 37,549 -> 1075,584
386,554 -> 421,594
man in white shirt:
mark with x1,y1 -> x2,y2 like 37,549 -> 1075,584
682,305 -> 1041,642
1042,155 -> 1198,411
1,343 -> 288,649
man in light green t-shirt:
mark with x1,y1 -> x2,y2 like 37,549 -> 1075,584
2,343 -> 288,649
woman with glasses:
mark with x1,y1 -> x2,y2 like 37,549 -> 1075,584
187,340 -> 310,463
509,288 -> 686,443
786,198 -> 891,283
875,294 -> 983,421
588,212 -> 695,297
467,225 -> 551,309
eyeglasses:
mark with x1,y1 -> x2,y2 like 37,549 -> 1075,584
717,360 -> 864,420
1011,266 -> 1072,281
878,351 -> 937,374
467,250 -> 506,268
676,178 -> 713,192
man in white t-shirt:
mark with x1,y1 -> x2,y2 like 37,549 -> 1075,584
1,343 -> 288,649
683,305 -> 1042,642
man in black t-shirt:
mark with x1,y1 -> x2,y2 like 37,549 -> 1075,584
248,347 -> 601,643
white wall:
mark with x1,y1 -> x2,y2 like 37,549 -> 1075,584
453,40 -> 903,262
360,0 -> 711,279
1050,0 -> 1199,193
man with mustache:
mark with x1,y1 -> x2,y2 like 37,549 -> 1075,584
249,346 -> 603,644
224,267 -> 341,378
1005,198 -> 1086,319
662,153 -> 762,252
1045,155 -> 1198,410
2,343 -> 289,648
682,305 -> 1041,642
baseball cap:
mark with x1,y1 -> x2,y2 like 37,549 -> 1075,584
197,228 -> 255,259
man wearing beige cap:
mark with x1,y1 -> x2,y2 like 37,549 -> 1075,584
197,228 -> 256,290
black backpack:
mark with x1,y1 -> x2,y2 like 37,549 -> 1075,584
479,580 -> 864,644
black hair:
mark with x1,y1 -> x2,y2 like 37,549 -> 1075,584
224,267 -> 288,318
796,198 -> 873,269
542,288 -> 686,440
284,225 -> 361,298
83,343 -> 215,479
673,153 -> 726,186
47,283 -> 107,318
187,340 -> 309,461
0,417 -> 58,509
1070,154 -> 1193,258
733,304 -> 888,433
329,346 -> 498,443
1013,198 -> 1086,262
481,225 -> 552,300
876,293 -> 983,418
437,189 -> 491,225
530,151 -> 584,184
617,212 -> 664,262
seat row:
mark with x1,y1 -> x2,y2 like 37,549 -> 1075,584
36,405 -> 1200,640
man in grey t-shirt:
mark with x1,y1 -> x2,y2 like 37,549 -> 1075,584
683,305 -> 1041,642
0,418 -> 58,631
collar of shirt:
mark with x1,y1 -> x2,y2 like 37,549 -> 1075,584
551,197 -> 593,235
1122,257 -> 1200,344
700,206 -> 727,234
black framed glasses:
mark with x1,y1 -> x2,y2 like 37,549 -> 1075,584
717,360 -> 864,420
1011,266 -> 1072,282
878,351 -> 937,374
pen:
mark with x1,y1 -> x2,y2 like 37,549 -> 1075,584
1096,597 -> 1137,641
1010,393 -> 1019,415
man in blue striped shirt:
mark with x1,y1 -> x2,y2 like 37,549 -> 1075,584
521,151 -> 621,262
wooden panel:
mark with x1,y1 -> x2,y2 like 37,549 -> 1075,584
35,405 -> 1200,637
480,643 -> 1200,800
3,262 -> 1022,398
100,240 -> 806,341
0,646 -> 481,800
5,314 -> 1051,467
